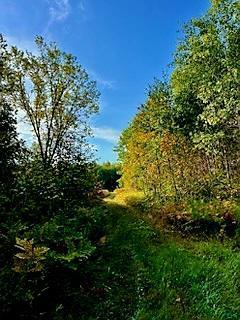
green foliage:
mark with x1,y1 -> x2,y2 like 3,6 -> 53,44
1,2 -> 240,319
0,104 -> 22,187
118,0 -> 240,202
13,157 -> 97,225
0,35 -> 105,319
0,204 -> 108,319
0,35 -> 25,196
6,36 -> 100,167
13,238 -> 49,273
97,162 -> 121,191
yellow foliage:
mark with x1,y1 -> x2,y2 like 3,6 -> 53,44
13,238 -> 49,273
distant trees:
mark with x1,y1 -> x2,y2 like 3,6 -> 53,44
97,162 -> 121,191
118,0 -> 240,202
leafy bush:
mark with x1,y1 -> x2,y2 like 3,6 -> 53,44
0,205 -> 108,319
14,158 -> 97,224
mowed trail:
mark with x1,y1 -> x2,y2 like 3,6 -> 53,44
100,189 -> 240,319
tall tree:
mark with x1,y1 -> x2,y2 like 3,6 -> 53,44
0,35 -> 22,189
7,36 -> 99,167
171,0 -> 240,184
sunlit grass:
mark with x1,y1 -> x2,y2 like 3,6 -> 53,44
100,199 -> 240,319
105,188 -> 145,206
97,189 -> 240,319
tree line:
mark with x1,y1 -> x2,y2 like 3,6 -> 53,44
118,0 -> 240,203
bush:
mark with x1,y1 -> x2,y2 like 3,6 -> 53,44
0,152 -> 109,319
0,205 -> 108,319
13,158 -> 97,224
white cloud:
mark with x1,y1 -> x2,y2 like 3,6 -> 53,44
48,0 -> 70,22
97,78 -> 116,90
44,0 -> 71,35
92,127 -> 120,144
89,70 -> 116,90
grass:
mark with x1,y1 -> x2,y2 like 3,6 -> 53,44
87,189 -> 240,319
106,188 -> 145,206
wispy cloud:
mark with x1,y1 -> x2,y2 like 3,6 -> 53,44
77,0 -> 90,22
44,0 -> 71,35
48,0 -> 70,22
92,127 -> 120,144
90,70 -> 116,90
79,0 -> 85,13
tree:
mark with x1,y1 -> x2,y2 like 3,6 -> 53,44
0,36 -> 105,320
0,35 -> 23,190
171,0 -> 240,187
118,0 -> 240,200
7,36 -> 99,167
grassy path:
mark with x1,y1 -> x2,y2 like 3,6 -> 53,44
92,190 -> 240,320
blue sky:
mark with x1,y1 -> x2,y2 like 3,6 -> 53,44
1,0 -> 210,162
